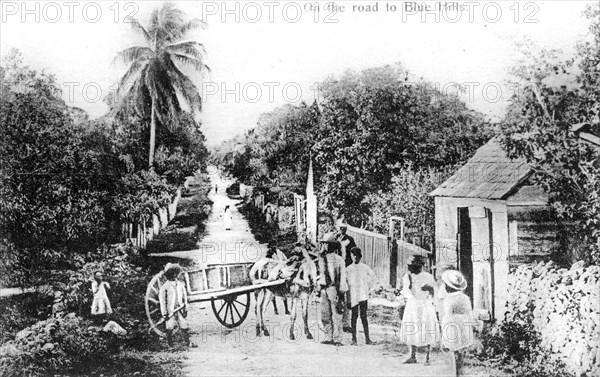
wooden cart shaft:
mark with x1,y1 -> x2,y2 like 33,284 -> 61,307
187,279 -> 286,303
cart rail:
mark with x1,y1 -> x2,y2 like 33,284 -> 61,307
188,279 -> 286,303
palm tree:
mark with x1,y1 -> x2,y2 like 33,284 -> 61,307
113,2 -> 208,167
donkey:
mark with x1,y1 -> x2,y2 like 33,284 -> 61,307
251,247 -> 318,340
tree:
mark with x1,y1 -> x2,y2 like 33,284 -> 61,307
112,2 -> 208,167
249,102 -> 320,186
499,4 -> 600,264
363,165 -> 453,243
312,64 -> 492,225
0,50 -> 116,275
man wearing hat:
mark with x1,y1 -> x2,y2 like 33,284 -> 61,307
400,254 -> 439,365
159,263 -> 195,347
317,232 -> 348,346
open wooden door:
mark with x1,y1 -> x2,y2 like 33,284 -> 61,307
457,207 -> 474,302
467,207 -> 495,321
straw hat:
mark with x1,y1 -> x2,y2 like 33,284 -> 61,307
441,270 -> 468,291
319,232 -> 339,243
164,263 -> 183,278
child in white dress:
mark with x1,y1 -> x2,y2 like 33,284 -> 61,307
91,271 -> 112,316
440,270 -> 476,372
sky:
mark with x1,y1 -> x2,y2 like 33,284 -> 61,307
0,0 -> 594,145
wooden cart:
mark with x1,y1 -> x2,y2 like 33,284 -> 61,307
145,262 -> 285,336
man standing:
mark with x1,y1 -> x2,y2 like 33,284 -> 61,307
338,225 -> 356,267
318,233 -> 348,346
338,224 -> 356,332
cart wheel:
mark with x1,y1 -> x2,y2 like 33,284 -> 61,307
145,271 -> 179,337
211,292 -> 251,328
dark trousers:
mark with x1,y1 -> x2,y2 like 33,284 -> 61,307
351,300 -> 370,342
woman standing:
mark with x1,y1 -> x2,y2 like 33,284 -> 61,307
223,205 -> 233,230
400,255 -> 439,365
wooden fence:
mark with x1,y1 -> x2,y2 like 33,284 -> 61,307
121,187 -> 183,250
346,224 -> 432,288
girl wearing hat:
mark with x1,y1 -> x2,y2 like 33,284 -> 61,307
440,269 -> 475,369
400,255 -> 439,365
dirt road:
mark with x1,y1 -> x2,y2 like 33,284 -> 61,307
164,173 -> 456,376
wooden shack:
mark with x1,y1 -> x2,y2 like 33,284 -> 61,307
430,138 -> 559,321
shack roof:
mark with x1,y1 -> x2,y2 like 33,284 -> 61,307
430,138 -> 532,199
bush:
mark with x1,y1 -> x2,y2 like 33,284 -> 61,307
478,261 -> 600,377
0,315 -> 119,377
0,292 -> 53,344
226,181 -> 240,197
0,243 -> 174,376
363,165 -> 453,241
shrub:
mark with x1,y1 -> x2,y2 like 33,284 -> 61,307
363,165 -> 453,241
479,261 -> 600,377
0,315 -> 119,377
226,181 -> 240,197
0,292 -> 53,344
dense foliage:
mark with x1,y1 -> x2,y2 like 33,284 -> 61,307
0,51 -> 120,281
211,101 -> 319,187
499,4 -> 600,264
0,244 -> 189,377
312,65 -> 491,225
0,314 -> 120,377
479,261 -> 599,377
0,47 -> 207,284
212,64 -> 492,229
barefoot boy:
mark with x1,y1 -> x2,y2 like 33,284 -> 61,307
346,247 -> 376,345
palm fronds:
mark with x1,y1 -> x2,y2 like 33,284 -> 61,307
111,2 -> 208,166
113,46 -> 154,65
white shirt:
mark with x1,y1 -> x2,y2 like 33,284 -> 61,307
159,280 -> 187,317
346,262 -> 376,307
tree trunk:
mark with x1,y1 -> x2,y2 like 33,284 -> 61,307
149,100 -> 157,168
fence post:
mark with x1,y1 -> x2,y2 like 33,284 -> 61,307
389,238 -> 398,287
371,236 -> 376,266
